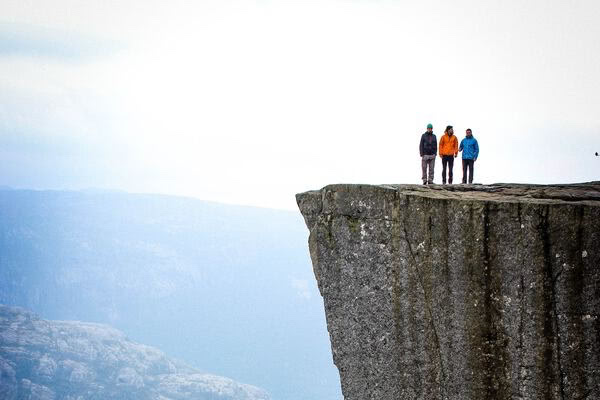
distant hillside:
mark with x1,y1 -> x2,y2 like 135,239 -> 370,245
0,189 -> 341,400
0,304 -> 269,400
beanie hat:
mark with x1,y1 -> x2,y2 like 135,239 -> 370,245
427,123 -> 433,129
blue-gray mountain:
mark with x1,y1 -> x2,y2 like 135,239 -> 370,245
0,304 -> 269,400
0,189 -> 341,400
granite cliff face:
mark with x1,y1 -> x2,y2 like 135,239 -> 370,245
297,183 -> 600,400
0,305 -> 269,400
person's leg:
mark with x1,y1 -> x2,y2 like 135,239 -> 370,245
428,156 -> 435,184
465,160 -> 472,184
462,159 -> 467,183
421,157 -> 428,184
441,157 -> 447,184
468,160 -> 474,183
448,156 -> 454,184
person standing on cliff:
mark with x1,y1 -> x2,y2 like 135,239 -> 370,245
459,128 -> 479,184
419,123 -> 437,185
438,125 -> 458,184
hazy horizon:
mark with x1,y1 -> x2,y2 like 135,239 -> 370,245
2,0 -> 599,210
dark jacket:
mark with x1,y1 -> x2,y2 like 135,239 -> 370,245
419,132 -> 437,156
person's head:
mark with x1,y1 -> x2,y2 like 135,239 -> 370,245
445,125 -> 453,135
426,123 -> 433,133
466,128 -> 472,137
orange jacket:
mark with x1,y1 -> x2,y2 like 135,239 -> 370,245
439,133 -> 458,156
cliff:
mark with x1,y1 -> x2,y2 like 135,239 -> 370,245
297,183 -> 600,400
0,305 -> 269,400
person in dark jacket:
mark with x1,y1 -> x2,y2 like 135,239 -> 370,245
419,123 -> 437,185
458,128 -> 479,184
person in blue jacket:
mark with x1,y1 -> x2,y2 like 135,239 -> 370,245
458,128 -> 479,184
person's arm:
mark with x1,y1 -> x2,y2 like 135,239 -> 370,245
419,135 -> 424,157
434,135 -> 438,155
453,136 -> 458,157
459,139 -> 464,153
439,136 -> 444,158
474,139 -> 479,161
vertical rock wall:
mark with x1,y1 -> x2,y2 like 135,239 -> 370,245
297,183 -> 600,400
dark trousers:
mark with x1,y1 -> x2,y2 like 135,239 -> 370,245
441,155 -> 454,184
462,159 -> 475,183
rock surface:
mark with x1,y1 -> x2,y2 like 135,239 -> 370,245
297,183 -> 600,400
0,305 -> 269,400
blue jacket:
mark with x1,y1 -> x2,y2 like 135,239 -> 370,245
459,136 -> 479,160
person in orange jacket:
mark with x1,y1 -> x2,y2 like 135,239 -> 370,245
439,125 -> 458,184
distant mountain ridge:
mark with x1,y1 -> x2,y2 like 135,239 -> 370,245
0,189 -> 341,400
0,304 -> 270,400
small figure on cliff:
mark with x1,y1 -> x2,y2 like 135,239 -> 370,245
419,123 -> 437,185
459,128 -> 479,184
439,125 -> 458,184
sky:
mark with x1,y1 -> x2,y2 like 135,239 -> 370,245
1,0 -> 599,210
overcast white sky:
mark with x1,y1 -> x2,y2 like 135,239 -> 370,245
1,0 -> 599,209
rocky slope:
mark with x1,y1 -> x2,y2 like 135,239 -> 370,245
297,183 -> 600,400
0,305 -> 269,400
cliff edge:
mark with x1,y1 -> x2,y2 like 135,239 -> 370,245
297,183 -> 600,400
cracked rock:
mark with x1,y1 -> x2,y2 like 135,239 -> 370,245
297,183 -> 600,400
